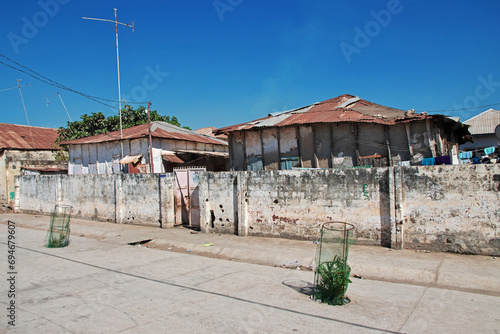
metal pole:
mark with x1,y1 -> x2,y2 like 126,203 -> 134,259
82,10 -> 134,158
114,8 -> 124,158
16,79 -> 35,148
57,94 -> 72,122
147,102 -> 153,173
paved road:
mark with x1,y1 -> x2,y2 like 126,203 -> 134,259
1,225 -> 499,333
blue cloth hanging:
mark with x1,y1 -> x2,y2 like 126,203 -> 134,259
422,157 -> 436,166
459,151 -> 473,159
484,147 -> 495,155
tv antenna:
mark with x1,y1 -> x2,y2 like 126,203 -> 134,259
16,79 -> 35,148
83,9 -> 134,157
46,86 -> 73,122
0,82 -> 30,93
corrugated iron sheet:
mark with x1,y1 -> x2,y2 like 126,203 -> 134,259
0,123 -> 59,150
162,152 -> 184,164
463,108 -> 500,135
215,94 -> 430,134
60,122 -> 228,146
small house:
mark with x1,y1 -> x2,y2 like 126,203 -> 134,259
0,123 -> 66,208
60,121 -> 229,174
215,94 -> 471,170
460,108 -> 500,154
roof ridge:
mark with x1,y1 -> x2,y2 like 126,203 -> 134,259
463,108 -> 500,123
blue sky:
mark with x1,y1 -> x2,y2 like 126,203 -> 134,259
1,0 -> 500,131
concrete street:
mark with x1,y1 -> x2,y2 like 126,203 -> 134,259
1,214 -> 499,333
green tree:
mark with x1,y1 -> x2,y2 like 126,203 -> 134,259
57,105 -> 189,143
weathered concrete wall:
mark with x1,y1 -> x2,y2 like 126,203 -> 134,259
199,172 -> 239,235
230,169 -> 389,243
15,164 -> 500,255
199,165 -> 500,255
401,164 -> 500,255
61,175 -> 116,222
16,173 -> 175,228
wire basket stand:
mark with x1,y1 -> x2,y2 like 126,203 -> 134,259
45,205 -> 72,248
313,222 -> 355,305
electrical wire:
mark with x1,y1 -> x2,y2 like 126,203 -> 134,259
0,53 -> 148,109
0,59 -> 118,110
416,102 -> 500,113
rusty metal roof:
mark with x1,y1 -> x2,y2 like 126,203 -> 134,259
60,121 -> 228,146
162,152 -> 185,164
194,126 -> 229,140
0,123 -> 59,150
216,94 -> 430,134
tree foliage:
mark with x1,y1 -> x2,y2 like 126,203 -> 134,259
57,105 -> 189,143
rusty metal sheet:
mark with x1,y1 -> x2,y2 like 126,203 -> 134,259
60,122 -> 228,147
0,123 -> 59,150
162,152 -> 185,163
215,94 -> 436,135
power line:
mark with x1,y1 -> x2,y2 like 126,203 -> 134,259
0,53 -> 147,108
0,58 -> 118,110
417,102 -> 500,113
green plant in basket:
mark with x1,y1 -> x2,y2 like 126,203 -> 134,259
46,232 -> 69,248
315,255 -> 352,305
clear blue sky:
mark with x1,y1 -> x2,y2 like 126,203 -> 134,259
1,0 -> 500,130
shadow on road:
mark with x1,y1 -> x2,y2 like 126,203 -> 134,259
282,279 -> 315,296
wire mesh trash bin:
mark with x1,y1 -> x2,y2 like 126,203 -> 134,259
313,222 -> 354,305
45,205 -> 72,248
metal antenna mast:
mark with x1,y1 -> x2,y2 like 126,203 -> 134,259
0,82 -> 30,93
46,86 -> 73,122
83,9 -> 134,157
16,79 -> 35,148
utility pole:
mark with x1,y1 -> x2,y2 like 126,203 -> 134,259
147,102 -> 153,173
83,9 -> 134,158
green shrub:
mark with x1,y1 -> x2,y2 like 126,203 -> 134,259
315,255 -> 352,305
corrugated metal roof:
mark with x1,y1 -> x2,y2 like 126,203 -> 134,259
0,123 -> 59,150
162,152 -> 184,164
216,94 -> 429,134
60,122 -> 228,146
463,109 -> 500,135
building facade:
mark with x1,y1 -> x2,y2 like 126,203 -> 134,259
460,108 -> 500,154
0,123 -> 65,207
61,121 -> 229,174
216,95 -> 471,170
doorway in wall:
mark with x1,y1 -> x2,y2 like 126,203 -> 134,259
173,167 -> 205,228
